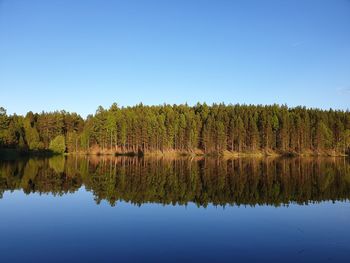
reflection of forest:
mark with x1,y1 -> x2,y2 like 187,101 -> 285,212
1,156 -> 350,207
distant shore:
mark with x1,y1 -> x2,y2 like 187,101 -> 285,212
3,148 -> 347,158
78,148 -> 349,158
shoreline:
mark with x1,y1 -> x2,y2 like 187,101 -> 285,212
73,149 -> 349,158
1,148 -> 348,159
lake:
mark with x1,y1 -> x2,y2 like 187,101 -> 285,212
0,156 -> 349,262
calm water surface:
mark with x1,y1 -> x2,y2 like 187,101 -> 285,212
0,156 -> 349,263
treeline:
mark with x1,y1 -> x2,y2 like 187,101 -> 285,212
1,157 -> 350,206
0,103 -> 350,155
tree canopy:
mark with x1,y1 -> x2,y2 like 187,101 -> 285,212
49,135 -> 66,154
0,103 -> 349,155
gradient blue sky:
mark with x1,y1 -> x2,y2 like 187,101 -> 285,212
0,0 -> 349,117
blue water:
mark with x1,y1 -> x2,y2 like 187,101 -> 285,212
1,189 -> 349,263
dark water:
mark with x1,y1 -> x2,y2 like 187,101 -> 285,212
0,156 -> 350,263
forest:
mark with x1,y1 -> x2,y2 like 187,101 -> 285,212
0,103 -> 350,156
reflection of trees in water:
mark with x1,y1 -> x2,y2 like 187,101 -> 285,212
0,157 -> 82,197
0,157 -> 350,207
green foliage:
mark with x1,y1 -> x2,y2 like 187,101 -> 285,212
23,119 -> 43,150
315,121 -> 333,150
340,129 -> 350,154
0,107 -> 9,146
0,104 -> 350,155
49,135 -> 66,154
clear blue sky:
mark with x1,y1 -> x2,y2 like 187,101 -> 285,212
0,0 -> 349,117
